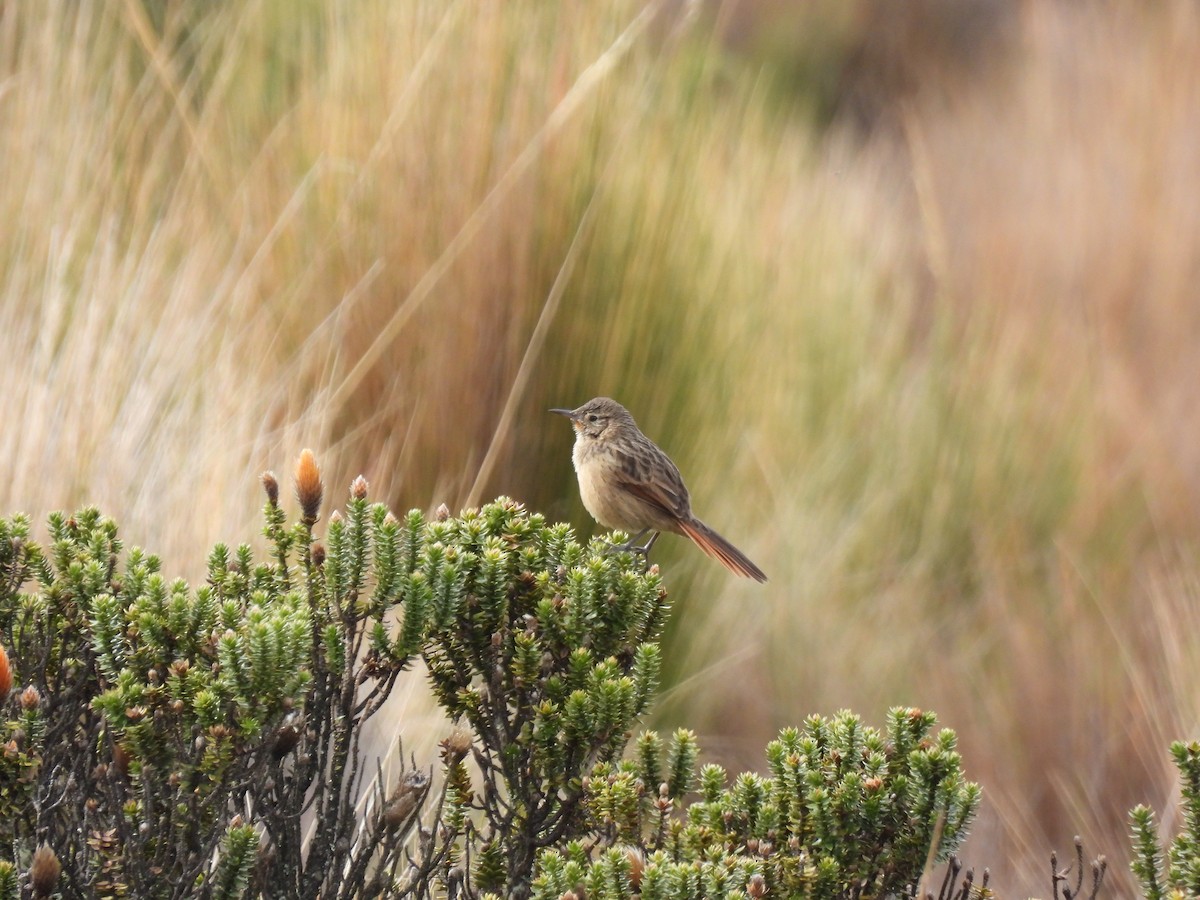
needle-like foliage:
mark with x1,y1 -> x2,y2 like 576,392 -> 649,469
0,453 -> 1041,899
1130,741 -> 1200,900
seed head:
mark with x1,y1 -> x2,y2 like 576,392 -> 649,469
29,845 -> 60,898
383,770 -> 430,829
112,742 -> 131,776
623,846 -> 645,889
261,471 -> 280,506
18,685 -> 40,711
439,728 -> 473,764
271,724 -> 301,760
351,475 -> 369,500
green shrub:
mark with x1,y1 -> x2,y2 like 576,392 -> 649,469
532,709 -> 981,900
1131,741 -> 1200,900
0,452 -> 988,898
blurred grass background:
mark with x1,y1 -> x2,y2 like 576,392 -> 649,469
4,0 -> 1200,892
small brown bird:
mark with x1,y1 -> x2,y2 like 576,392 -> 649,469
551,397 -> 767,582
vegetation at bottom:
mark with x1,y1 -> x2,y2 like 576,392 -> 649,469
0,450 -> 1150,900
1130,741 -> 1200,900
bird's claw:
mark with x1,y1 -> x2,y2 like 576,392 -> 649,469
602,531 -> 660,571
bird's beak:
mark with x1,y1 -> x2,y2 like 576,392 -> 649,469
550,407 -> 584,432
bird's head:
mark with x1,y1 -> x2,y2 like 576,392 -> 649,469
549,397 -> 634,440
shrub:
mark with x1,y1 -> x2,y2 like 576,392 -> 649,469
0,452 -> 982,898
532,709 -> 981,900
1131,741 -> 1200,900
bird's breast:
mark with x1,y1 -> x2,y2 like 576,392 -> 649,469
571,437 -> 678,533
571,439 -> 634,531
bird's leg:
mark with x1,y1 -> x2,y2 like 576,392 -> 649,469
604,529 -> 651,554
636,531 -> 660,556
603,530 -> 660,570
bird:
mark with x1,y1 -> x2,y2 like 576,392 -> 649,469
550,397 -> 767,582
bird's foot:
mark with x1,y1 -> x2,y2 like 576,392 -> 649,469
602,530 -> 660,570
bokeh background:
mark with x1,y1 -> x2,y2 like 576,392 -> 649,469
5,0 -> 1200,892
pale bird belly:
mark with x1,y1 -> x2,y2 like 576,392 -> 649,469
573,442 -> 678,533
577,462 -> 640,530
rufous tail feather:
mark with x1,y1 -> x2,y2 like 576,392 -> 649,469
678,518 -> 767,583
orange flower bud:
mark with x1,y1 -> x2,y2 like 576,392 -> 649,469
294,449 -> 323,525
0,644 -> 12,704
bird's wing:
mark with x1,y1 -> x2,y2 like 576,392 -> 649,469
611,442 -> 691,519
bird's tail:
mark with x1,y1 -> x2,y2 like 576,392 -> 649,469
678,518 -> 767,583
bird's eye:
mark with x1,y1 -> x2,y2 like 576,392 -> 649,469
587,414 -> 599,423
